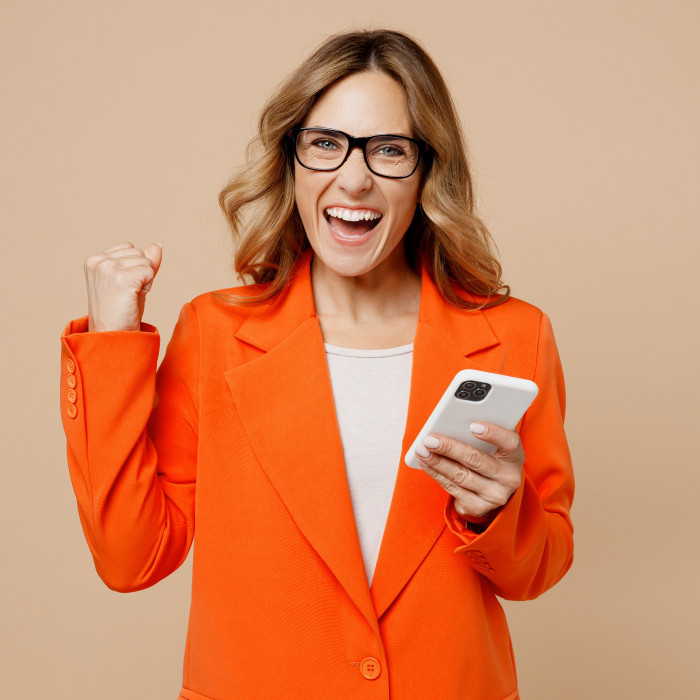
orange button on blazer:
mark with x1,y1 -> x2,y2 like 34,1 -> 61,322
60,251 -> 574,700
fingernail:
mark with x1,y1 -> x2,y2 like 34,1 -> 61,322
424,436 -> 441,449
156,242 -> 163,248
470,423 -> 486,435
415,444 -> 430,458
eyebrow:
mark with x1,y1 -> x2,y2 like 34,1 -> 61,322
303,126 -> 415,139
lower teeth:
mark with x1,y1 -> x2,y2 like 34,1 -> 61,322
329,217 -> 380,238
337,229 -> 369,238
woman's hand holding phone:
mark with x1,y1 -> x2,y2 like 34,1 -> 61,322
415,422 -> 525,521
405,369 -> 536,524
84,241 -> 163,332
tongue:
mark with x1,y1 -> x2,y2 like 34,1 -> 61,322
330,216 -> 377,237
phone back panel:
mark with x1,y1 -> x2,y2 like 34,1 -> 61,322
404,370 -> 538,469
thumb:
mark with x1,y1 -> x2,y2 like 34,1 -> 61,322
140,242 -> 163,295
143,242 -> 163,277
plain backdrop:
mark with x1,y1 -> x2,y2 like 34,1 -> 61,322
2,1 -> 699,698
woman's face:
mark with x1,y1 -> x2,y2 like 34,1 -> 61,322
294,71 -> 422,281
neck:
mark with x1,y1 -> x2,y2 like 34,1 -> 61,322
310,250 -> 421,349
311,254 -> 420,323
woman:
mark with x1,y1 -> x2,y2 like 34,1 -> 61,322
60,29 -> 574,700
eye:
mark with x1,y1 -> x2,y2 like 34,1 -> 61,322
376,144 -> 406,157
369,137 -> 412,159
312,138 -> 341,151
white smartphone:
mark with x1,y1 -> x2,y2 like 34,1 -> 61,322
404,370 -> 539,469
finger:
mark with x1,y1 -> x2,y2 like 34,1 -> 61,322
91,257 -> 154,279
137,244 -> 162,294
453,498 -> 497,522
422,434 -> 498,479
421,433 -> 523,494
90,256 -> 156,292
101,247 -> 147,260
103,241 -> 135,253
86,250 -> 146,275
468,422 -> 522,460
417,459 -> 500,518
143,242 -> 163,277
417,444 -> 492,491
418,447 -> 510,506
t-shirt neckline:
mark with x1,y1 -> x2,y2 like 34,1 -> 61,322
323,343 -> 414,358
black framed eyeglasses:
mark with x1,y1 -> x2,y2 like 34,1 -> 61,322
289,127 -> 427,179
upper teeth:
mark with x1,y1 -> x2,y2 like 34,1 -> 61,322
325,207 -> 381,222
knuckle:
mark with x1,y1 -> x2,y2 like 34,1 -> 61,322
473,503 -> 491,519
433,453 -> 448,469
452,468 -> 471,487
113,268 -> 136,287
498,463 -> 521,490
438,437 -> 453,457
455,443 -> 470,465
505,432 -> 521,452
84,253 -> 102,270
444,480 -> 460,495
489,490 -> 508,508
97,256 -> 118,272
507,471 -> 522,491
483,479 -> 506,504
454,501 -> 469,517
467,448 -> 484,471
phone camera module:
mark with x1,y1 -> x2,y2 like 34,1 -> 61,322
455,381 -> 492,402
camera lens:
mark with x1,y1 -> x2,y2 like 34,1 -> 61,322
456,390 -> 470,399
464,382 -> 476,390
474,388 -> 486,398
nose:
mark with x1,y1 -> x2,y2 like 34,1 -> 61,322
336,147 -> 372,195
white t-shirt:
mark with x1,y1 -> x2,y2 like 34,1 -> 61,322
324,343 -> 413,585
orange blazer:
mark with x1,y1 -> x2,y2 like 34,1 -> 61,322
60,251 -> 574,700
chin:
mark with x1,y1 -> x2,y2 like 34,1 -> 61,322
316,252 -> 375,279
314,241 -> 407,282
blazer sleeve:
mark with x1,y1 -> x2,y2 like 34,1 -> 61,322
59,303 -> 199,592
443,312 -> 575,600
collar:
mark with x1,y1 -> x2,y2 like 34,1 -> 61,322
235,248 -> 500,358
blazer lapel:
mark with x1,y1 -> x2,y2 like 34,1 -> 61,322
223,250 -> 502,626
370,269 -> 500,619
224,252 -> 378,634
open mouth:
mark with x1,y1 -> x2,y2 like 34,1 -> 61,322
324,207 -> 382,240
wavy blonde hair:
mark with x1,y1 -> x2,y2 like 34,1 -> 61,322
218,29 -> 509,309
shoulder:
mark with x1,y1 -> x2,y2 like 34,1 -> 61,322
462,291 -> 546,338
469,294 -> 553,375
481,295 -> 544,328
449,279 -> 545,330
160,283 -> 278,352
186,282 -> 272,321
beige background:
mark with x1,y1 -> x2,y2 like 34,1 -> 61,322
2,0 -> 698,697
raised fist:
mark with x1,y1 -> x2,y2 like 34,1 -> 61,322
84,241 -> 163,332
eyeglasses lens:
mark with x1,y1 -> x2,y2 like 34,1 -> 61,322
295,129 -> 419,178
